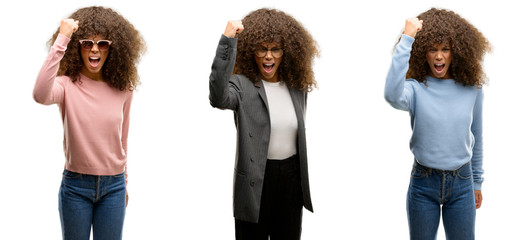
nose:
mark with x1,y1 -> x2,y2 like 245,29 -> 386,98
91,43 -> 100,52
436,51 -> 443,60
264,50 -> 273,59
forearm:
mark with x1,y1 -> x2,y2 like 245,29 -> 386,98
33,34 -> 69,105
471,90 -> 484,190
384,35 -> 414,111
209,35 -> 238,109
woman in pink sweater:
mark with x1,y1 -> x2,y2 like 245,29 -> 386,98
33,6 -> 145,240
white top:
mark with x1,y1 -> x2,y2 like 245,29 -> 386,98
262,80 -> 298,160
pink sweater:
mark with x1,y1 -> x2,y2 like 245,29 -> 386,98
34,34 -> 132,182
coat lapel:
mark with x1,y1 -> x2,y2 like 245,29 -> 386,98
289,87 -> 305,130
256,76 -> 270,111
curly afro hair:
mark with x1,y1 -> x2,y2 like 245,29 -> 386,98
234,8 -> 319,91
48,6 -> 146,91
407,8 -> 490,87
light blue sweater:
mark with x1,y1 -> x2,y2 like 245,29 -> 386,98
385,35 -> 484,190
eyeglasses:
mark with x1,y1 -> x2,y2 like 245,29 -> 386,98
255,46 -> 284,58
79,39 -> 112,51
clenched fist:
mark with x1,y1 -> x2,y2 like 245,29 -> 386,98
224,20 -> 244,38
404,18 -> 423,38
60,19 -> 79,39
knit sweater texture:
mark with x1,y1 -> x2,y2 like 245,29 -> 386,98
385,34 -> 484,190
33,34 -> 132,181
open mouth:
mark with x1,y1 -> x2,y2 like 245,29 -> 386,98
263,63 -> 274,73
434,63 -> 445,73
89,57 -> 101,68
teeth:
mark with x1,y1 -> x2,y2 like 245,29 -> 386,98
89,57 -> 100,60
435,64 -> 444,66
264,63 -> 274,66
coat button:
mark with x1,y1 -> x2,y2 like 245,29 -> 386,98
249,132 -> 253,137
250,157 -> 254,162
250,181 -> 255,187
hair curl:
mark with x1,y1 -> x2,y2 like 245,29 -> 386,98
407,8 -> 490,87
235,8 -> 319,91
48,6 -> 146,91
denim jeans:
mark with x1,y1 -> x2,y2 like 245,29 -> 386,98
407,161 -> 476,240
59,169 -> 126,240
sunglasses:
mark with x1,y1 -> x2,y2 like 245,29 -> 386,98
78,39 -> 112,50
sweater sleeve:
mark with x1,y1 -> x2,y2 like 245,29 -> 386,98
33,34 -> 70,105
122,92 -> 133,185
471,89 -> 484,190
209,34 -> 240,110
384,35 -> 415,112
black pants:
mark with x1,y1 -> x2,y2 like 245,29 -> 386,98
235,155 -> 304,240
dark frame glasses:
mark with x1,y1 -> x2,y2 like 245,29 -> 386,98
78,39 -> 113,51
255,46 -> 284,58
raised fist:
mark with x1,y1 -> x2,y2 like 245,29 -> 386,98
404,18 -> 423,38
224,20 -> 244,38
60,19 -> 79,39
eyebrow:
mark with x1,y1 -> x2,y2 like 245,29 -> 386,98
257,46 -> 282,49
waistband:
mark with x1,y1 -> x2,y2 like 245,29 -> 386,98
63,169 -> 125,178
414,160 -> 471,176
266,155 -> 299,172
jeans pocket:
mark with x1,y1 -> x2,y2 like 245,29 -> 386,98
410,165 -> 428,179
112,172 -> 125,178
456,164 -> 472,180
63,170 -> 82,179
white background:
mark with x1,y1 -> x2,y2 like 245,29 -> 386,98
1,0 -> 522,239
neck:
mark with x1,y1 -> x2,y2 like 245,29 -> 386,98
262,75 -> 279,83
81,68 -> 104,81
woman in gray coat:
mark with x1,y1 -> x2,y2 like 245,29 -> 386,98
209,8 -> 319,240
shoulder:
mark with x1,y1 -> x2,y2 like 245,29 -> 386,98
232,74 -> 250,82
231,74 -> 256,88
461,84 -> 484,95
123,88 -> 134,96
56,75 -> 74,86
474,86 -> 484,97
406,78 -> 423,84
405,78 -> 424,90
288,85 -> 307,94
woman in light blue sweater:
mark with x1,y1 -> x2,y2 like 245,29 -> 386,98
384,8 -> 490,240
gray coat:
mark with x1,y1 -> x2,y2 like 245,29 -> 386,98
209,35 -> 313,223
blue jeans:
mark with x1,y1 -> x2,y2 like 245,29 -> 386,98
59,169 -> 126,240
407,161 -> 476,240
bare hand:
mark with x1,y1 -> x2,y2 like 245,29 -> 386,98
126,193 -> 129,207
474,190 -> 482,209
60,19 -> 79,39
403,18 -> 423,38
224,20 -> 244,38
